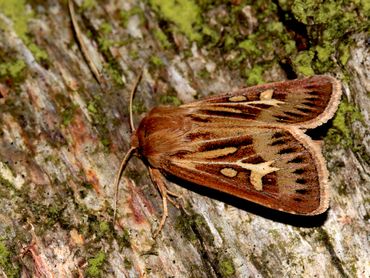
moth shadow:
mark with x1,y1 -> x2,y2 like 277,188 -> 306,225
306,119 -> 334,140
168,176 -> 328,228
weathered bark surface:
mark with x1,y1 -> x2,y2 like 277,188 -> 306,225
0,1 -> 369,277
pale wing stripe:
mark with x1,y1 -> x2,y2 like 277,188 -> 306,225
199,99 -> 285,107
172,158 -> 280,191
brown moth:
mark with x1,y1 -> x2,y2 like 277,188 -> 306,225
115,75 -> 342,237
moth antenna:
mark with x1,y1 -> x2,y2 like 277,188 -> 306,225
129,69 -> 144,132
113,146 -> 136,225
113,68 -> 144,225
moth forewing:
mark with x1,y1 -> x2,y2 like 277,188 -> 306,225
182,75 -> 342,130
122,75 -> 341,235
282,127 -> 330,215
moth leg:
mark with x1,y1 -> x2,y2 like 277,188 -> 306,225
148,167 -> 170,238
150,175 -> 185,209
166,190 -> 187,212
165,191 -> 181,209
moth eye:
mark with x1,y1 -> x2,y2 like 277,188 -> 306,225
296,178 -> 307,184
278,148 -> 295,154
293,168 -> 305,174
288,156 -> 304,163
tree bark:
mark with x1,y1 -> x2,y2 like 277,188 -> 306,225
0,1 -> 368,277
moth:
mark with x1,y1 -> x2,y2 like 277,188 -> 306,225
114,75 -> 342,237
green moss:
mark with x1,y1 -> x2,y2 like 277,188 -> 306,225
361,0 -> 370,14
268,229 -> 280,239
175,214 -> 197,242
0,0 -> 33,43
326,101 -> 364,147
0,0 -> 48,68
149,55 -> 164,67
87,101 -> 98,114
292,0 -> 337,25
219,258 -> 235,277
88,97 -> 106,125
149,0 -> 202,42
99,221 -> 110,235
86,251 -> 106,277
338,42 -> 351,65
292,50 -> 315,76
28,43 -> 49,63
313,44 -> 335,72
159,95 -> 182,106
26,199 -> 69,233
8,59 -> 26,78
0,173 -> 15,189
0,59 -> 26,79
120,6 -> 145,28
117,229 -> 131,249
238,39 -> 262,57
105,63 -> 124,85
61,103 -> 78,126
100,22 -> 112,35
100,138 -> 110,147
197,68 -> 211,79
202,25 -> 220,46
124,257 -> 132,269
289,0 -> 366,74
128,49 -> 139,60
337,182 -> 348,196
223,35 -> 236,50
316,44 -> 334,63
266,21 -> 284,33
284,40 -> 296,55
292,0 -> 368,40
97,37 -> 113,53
86,96 -> 112,150
153,29 -> 171,49
244,65 -> 264,86
131,99 -> 147,114
175,211 -> 214,244
80,0 -> 96,11
0,240 -> 20,278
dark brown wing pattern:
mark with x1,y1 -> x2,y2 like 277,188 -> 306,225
183,75 -> 342,129
162,125 -> 329,215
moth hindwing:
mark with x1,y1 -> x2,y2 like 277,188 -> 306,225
128,75 -> 341,218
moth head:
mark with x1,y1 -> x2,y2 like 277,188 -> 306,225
132,106 -> 194,168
